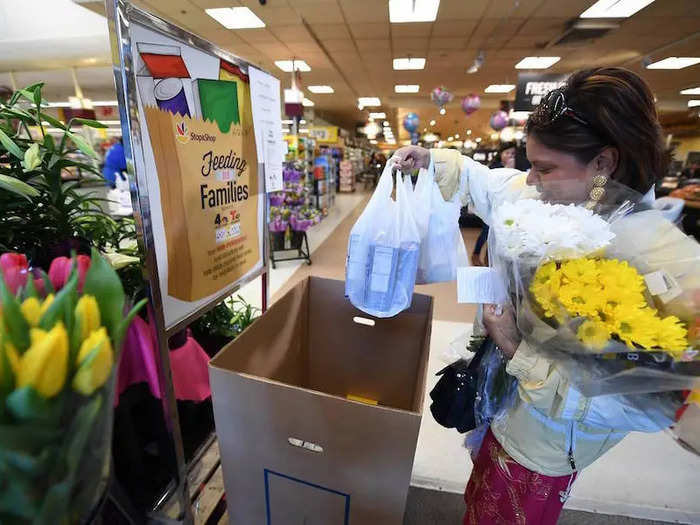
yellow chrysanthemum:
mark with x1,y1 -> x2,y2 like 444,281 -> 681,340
597,259 -> 645,295
560,258 -> 599,285
656,315 -> 688,354
607,305 -> 659,349
558,282 -> 603,318
577,319 -> 611,350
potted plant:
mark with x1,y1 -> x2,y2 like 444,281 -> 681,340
269,206 -> 290,251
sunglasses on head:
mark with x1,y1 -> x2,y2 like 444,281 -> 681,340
540,89 -> 589,127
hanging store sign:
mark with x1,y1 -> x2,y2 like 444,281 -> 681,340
514,73 -> 569,111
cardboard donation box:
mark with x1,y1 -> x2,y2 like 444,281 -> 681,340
209,277 -> 433,524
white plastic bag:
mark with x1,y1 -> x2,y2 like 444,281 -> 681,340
404,168 -> 432,238
345,163 -> 421,317
415,163 -> 468,284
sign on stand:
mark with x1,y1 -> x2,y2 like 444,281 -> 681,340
106,0 -> 280,520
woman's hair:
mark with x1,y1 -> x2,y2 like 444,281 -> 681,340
526,67 -> 666,194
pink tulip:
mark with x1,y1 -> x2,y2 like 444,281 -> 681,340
0,253 -> 29,295
48,255 -> 91,292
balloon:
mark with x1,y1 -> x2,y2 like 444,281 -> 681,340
490,110 -> 508,131
402,112 -> 419,133
461,94 -> 481,116
430,86 -> 453,109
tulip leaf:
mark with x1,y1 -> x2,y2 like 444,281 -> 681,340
0,424 -> 60,453
38,270 -> 77,333
65,395 -> 101,473
32,480 -> 70,525
0,471 -> 37,519
5,387 -> 53,422
83,248 -> 125,343
21,274 -> 38,301
0,274 -> 30,352
115,298 -> 147,352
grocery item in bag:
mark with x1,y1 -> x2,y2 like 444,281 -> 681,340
346,165 -> 420,317
415,165 -> 468,284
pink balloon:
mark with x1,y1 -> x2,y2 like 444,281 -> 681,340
461,94 -> 481,116
490,110 -> 509,131
431,86 -> 453,107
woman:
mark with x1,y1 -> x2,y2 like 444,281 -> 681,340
393,68 -> 669,525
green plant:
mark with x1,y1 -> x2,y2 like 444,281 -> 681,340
192,295 -> 260,340
0,83 -> 119,266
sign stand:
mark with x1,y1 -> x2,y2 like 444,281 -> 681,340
106,1 -> 273,522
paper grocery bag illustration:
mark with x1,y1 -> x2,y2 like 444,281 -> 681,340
144,104 -> 259,302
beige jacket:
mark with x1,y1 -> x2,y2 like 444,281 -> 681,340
431,148 -> 670,477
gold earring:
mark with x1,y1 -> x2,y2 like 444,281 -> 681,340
585,173 -> 608,209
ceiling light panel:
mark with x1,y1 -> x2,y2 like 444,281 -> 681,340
358,97 -> 381,106
395,84 -> 420,93
515,57 -> 561,69
206,7 -> 265,29
308,85 -> 334,94
646,57 -> 700,69
484,84 -> 516,93
579,0 -> 656,18
393,58 -> 426,70
680,87 -> 700,95
389,0 -> 440,23
275,60 -> 311,72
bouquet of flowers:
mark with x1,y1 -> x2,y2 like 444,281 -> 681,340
269,206 -> 290,233
290,205 -> 321,232
0,249 -> 145,524
488,185 -> 700,415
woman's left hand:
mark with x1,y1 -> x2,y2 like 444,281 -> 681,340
482,304 -> 521,359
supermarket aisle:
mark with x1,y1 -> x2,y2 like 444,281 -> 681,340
255,194 -> 700,524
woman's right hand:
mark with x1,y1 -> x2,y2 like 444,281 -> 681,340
390,146 -> 431,172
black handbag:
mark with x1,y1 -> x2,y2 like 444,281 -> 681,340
429,337 -> 489,434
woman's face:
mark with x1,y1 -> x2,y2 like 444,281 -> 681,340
500,147 -> 516,167
525,134 -> 597,203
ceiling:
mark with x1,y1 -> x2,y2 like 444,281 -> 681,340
1,0 -> 699,142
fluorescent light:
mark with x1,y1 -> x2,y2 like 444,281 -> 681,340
389,0 -> 440,23
455,133 -> 459,138
302,98 -> 315,107
681,87 -> 700,95
395,84 -> 420,93
429,120 -> 436,126
485,84 -> 515,93
689,100 -> 700,108
383,121 -> 390,126
393,58 -> 426,70
467,129 -> 472,135
282,119 -> 293,124
646,57 -> 700,70
92,100 -> 118,106
300,120 -> 306,124
282,128 -> 290,133
447,136 -> 453,141
387,139 -> 397,144
299,129 -> 309,133
358,97 -> 381,107
206,7 -> 265,29
515,56 -> 561,69
370,139 -> 378,144
308,85 -> 334,94
369,112 -> 386,119
275,60 -> 311,72
47,101 -> 72,108
475,137 -> 482,143
580,0 -> 655,18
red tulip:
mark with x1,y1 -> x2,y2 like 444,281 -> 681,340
48,255 -> 91,292
0,253 -> 29,295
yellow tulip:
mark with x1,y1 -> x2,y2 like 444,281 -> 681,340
75,295 -> 101,342
40,294 -> 54,317
73,327 -> 113,396
17,322 -> 68,398
20,297 -> 42,327
0,341 -> 19,390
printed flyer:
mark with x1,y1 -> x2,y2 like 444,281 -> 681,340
129,22 -> 264,327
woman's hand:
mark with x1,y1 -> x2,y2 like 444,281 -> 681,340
482,304 -> 521,359
390,146 -> 431,172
